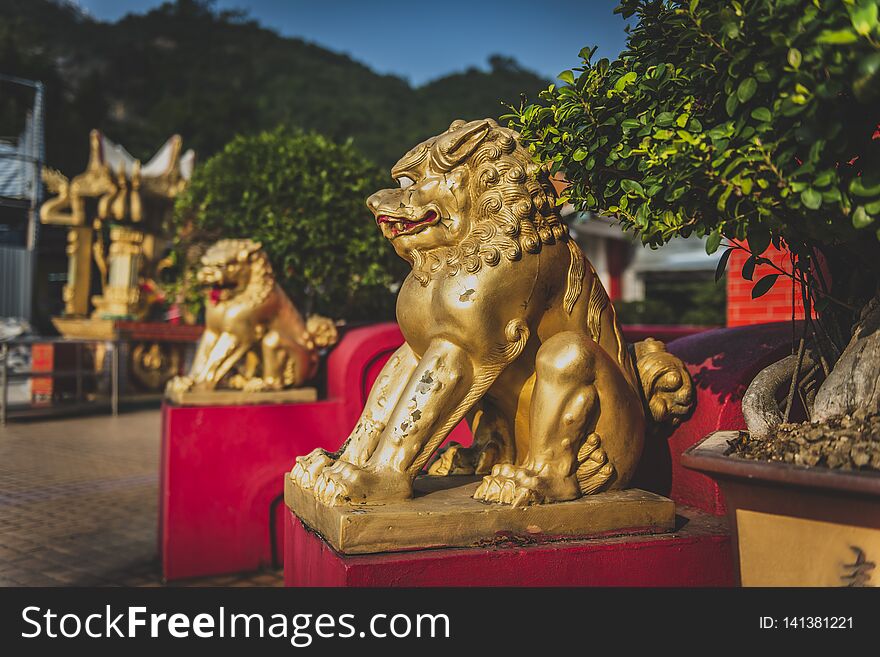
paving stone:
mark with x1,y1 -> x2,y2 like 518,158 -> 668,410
0,410 -> 281,587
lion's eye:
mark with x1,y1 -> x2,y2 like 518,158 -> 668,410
397,176 -> 414,190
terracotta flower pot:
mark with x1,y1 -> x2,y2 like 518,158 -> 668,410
681,431 -> 880,587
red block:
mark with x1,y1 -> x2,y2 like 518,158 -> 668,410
159,323 -> 413,581
283,505 -> 734,587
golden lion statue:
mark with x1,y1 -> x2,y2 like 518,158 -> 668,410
166,239 -> 337,395
290,119 -> 693,507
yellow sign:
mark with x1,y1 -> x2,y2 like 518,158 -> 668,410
737,509 -> 878,586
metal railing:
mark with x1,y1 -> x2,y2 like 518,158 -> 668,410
0,337 -> 121,426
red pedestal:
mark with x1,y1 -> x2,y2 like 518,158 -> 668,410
283,506 -> 733,587
159,323 -> 416,581
283,323 -> 794,587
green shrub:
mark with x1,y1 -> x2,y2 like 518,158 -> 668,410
169,127 -> 406,321
508,0 -> 880,340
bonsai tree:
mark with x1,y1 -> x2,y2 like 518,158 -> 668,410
168,127 -> 406,321
508,0 -> 880,459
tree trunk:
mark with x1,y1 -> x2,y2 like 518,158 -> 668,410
742,352 -> 817,439
812,294 -> 880,422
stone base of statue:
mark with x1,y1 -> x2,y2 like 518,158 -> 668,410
282,484 -> 733,586
165,387 -> 317,406
285,475 -> 675,555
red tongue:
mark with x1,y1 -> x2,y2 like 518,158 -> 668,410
210,288 -> 222,305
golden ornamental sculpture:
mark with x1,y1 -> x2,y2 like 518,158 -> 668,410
165,239 -> 338,405
289,119 -> 694,520
39,130 -> 198,393
41,129 -> 194,322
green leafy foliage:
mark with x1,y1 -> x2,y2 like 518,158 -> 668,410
170,128 -> 407,320
507,0 -> 880,317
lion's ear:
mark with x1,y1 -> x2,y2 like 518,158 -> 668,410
431,120 -> 490,171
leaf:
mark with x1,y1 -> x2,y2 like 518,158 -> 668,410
715,246 -> 733,281
750,107 -> 772,122
801,187 -> 822,210
853,205 -> 875,229
558,70 -> 575,85
737,77 -> 758,103
572,148 -> 588,161
787,48 -> 802,69
849,1 -> 878,36
725,93 -> 739,117
742,255 -> 757,281
705,230 -> 722,254
620,179 -> 645,196
813,170 -> 835,188
614,71 -> 637,91
816,29 -> 859,44
752,274 -> 779,298
747,225 -> 771,255
621,118 -> 642,129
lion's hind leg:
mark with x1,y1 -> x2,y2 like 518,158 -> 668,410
428,403 -> 514,476
474,332 -> 602,507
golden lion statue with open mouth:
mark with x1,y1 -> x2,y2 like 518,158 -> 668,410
290,119 -> 693,507
166,239 -> 337,395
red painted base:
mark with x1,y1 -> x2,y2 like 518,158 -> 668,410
283,505 -> 734,586
158,323 -> 450,581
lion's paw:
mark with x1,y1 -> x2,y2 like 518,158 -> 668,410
290,449 -> 335,491
166,375 -> 194,394
428,441 -> 506,476
428,443 -> 476,476
313,461 -> 411,506
474,463 -> 580,507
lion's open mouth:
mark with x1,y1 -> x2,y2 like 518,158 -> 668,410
376,210 -> 439,238
208,282 -> 236,304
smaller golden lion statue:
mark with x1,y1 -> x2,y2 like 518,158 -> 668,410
166,239 -> 337,395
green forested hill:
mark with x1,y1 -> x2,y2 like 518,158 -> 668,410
0,0 -> 549,174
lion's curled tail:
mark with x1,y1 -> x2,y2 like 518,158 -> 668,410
632,338 -> 695,427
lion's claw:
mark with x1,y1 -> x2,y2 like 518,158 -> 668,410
474,472 -> 542,507
290,449 -> 334,491
312,460 -> 412,506
166,375 -> 194,394
473,462 -> 579,507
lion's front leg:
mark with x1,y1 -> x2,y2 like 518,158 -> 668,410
192,332 -> 252,389
313,339 -> 486,506
290,342 -> 419,492
168,329 -> 220,393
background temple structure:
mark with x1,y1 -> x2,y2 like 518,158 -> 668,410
40,129 -> 194,327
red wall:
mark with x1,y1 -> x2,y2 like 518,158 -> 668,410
726,246 -> 810,327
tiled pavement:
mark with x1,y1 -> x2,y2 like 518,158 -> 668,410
0,409 -> 282,587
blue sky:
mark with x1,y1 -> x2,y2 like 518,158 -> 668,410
72,0 -> 630,85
